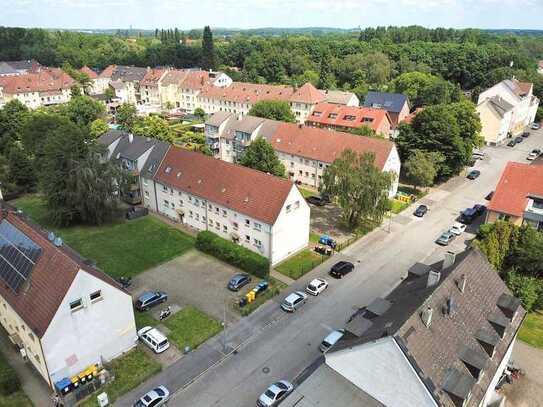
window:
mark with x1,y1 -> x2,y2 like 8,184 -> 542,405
245,219 -> 250,226
179,199 -> 183,206
305,172 -> 309,177
222,209 -> 227,218
215,207 -> 220,214
319,163 -> 323,169
162,185 -> 168,192
145,191 -> 149,197
254,223 -> 262,231
195,213 -> 200,221
245,235 -> 250,242
202,216 -> 206,223
343,115 -> 356,121
223,225 -> 228,233
294,201 -> 300,209
290,162 -> 294,167
298,170 -> 303,175
328,113 -> 338,119
33,353 -> 41,364
163,200 -> 169,208
254,239 -> 262,247
90,290 -> 102,302
189,210 -> 193,218
28,332 -> 34,342
233,222 -> 239,230
70,298 -> 83,312
215,221 -> 220,230
194,198 -> 199,206
143,179 -> 148,186
286,204 -> 292,213
497,213 -> 511,221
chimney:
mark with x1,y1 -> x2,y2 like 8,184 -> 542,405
427,270 -> 441,288
128,133 -> 134,143
443,251 -> 456,270
458,274 -> 466,293
421,307 -> 433,328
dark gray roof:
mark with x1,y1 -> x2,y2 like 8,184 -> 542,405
98,129 -> 124,147
332,249 -> 525,407
141,141 -> 170,178
0,62 -> 18,75
366,297 -> 391,317
363,91 -> 409,113
205,111 -> 235,127
111,65 -> 148,82
2,60 -> 38,71
485,96 -> 514,118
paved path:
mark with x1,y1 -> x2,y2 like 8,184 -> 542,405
117,129 -> 543,407
270,269 -> 295,285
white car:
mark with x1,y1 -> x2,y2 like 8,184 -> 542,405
133,386 -> 170,407
450,222 -> 467,236
281,291 -> 308,312
527,152 -> 538,161
257,380 -> 294,407
137,326 -> 170,353
306,278 -> 328,296
320,329 -> 345,352
532,123 -> 540,130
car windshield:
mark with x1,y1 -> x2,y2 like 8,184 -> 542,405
154,388 -> 165,396
276,382 -> 288,390
265,389 -> 276,398
134,401 -> 146,407
308,284 -> 317,291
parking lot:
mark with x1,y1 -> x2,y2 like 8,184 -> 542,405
130,249 -> 246,324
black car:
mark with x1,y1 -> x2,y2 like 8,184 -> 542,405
515,136 -> 524,144
227,273 -> 251,291
413,205 -> 428,217
329,261 -> 354,279
473,204 -> 486,216
460,207 -> 478,224
522,131 -> 530,138
507,139 -> 516,147
306,196 -> 326,206
135,291 -> 168,311
467,170 -> 481,180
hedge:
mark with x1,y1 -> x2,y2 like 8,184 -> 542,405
0,353 -> 21,396
196,231 -> 270,278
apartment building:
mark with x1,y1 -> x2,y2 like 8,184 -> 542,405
140,68 -> 169,112
0,67 -> 74,109
0,204 -> 136,388
141,147 -> 310,265
205,113 -> 401,196
477,79 -> 539,143
78,66 -> 99,95
108,65 -> 148,104
363,91 -> 411,129
486,162 -> 543,229
305,102 -> 393,137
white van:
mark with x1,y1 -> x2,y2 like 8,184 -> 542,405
137,326 -> 170,353
472,150 -> 486,160
320,330 -> 345,352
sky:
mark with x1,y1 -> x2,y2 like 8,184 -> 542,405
1,0 -> 543,30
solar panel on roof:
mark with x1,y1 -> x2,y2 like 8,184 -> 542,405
0,220 -> 42,293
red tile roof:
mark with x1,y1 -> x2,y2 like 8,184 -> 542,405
269,123 -> 394,168
488,162 -> 543,217
98,64 -> 116,79
306,102 -> 391,132
200,81 -> 295,104
79,66 -> 98,79
140,68 -> 167,86
0,206 -> 123,338
182,70 -> 212,90
154,147 -> 294,225
290,83 -> 326,104
0,68 -> 74,94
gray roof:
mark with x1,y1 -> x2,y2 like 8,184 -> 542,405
111,65 -> 148,82
1,60 -> 38,72
98,129 -> 124,146
281,363 -> 385,407
205,111 -> 235,127
0,62 -> 18,75
233,116 -> 267,134
486,96 -> 514,118
325,90 -> 356,105
220,115 -> 282,141
364,91 -> 409,113
332,249 -> 525,407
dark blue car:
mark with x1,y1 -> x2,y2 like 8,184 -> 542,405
135,291 -> 168,311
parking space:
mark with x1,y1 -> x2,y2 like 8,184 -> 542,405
130,249 -> 244,324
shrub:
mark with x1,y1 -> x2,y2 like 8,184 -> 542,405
504,270 -> 543,312
196,231 -> 270,278
0,353 -> 21,396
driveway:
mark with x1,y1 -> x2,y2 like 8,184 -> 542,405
503,341 -> 543,407
130,249 -> 244,324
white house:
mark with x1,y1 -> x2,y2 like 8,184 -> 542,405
0,205 -> 136,389
476,96 -> 515,145
205,113 -> 401,196
141,147 -> 310,265
283,249 -> 525,407
477,78 -> 539,142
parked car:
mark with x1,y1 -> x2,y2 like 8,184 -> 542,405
257,381 -> 294,407
281,291 -> 308,312
522,131 -> 530,138
472,151 -> 485,160
507,139 -> 517,147
532,123 -> 541,130
436,231 -> 456,246
126,206 -> 149,220
319,235 -> 337,249
467,170 -> 481,180
413,204 -> 428,217
227,273 -> 251,291
329,261 -> 355,279
460,207 -> 478,224
450,222 -> 467,236
133,385 -> 170,407
473,204 -> 487,216
320,329 -> 345,353
485,191 -> 495,201
515,136 -> 524,144
532,149 -> 542,155
135,291 -> 168,311
306,196 -> 326,206
306,278 -> 328,296
137,327 -> 170,354
527,152 -> 539,161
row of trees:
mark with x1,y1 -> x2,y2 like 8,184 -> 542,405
0,98 -> 124,226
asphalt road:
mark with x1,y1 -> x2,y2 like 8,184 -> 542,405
135,130 -> 543,407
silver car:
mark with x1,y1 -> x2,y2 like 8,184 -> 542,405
281,291 -> 308,312
257,380 -> 294,407
133,385 -> 170,407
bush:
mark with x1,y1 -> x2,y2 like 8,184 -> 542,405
196,231 -> 270,278
504,270 -> 543,312
0,354 -> 21,396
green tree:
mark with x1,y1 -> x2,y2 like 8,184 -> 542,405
248,100 -> 295,123
320,150 -> 395,229
318,50 -> 335,90
404,150 -> 444,191
90,119 -> 109,139
0,100 -> 29,154
504,270 -> 542,312
104,87 -> 115,101
60,95 -> 105,128
201,26 -> 215,71
116,103 -> 138,131
392,72 -> 461,108
6,144 -> 35,193
194,107 -> 206,121
132,115 -> 175,142
238,137 -> 286,177
535,106 -> 543,123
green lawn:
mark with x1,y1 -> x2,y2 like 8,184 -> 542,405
297,187 -> 316,199
0,392 -> 32,407
390,199 -> 410,214
164,306 -> 222,350
10,195 -> 195,279
275,249 -> 324,280
234,278 -> 287,316
134,310 -> 159,330
519,311 -> 543,349
309,232 -> 320,244
79,348 -> 161,407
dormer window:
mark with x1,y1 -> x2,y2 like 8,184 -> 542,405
165,166 -> 172,174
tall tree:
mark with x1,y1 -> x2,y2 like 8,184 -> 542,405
404,150 -> 444,191
116,103 -> 138,131
6,144 -> 35,193
318,49 -> 335,90
90,119 -> 109,139
201,26 -> 216,71
238,137 -> 286,177
59,95 -> 105,129
0,100 -> 29,154
132,115 -> 175,142
248,100 -> 295,123
320,150 -> 395,229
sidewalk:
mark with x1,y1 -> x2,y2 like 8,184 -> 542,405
270,269 -> 295,285
0,329 -> 51,406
